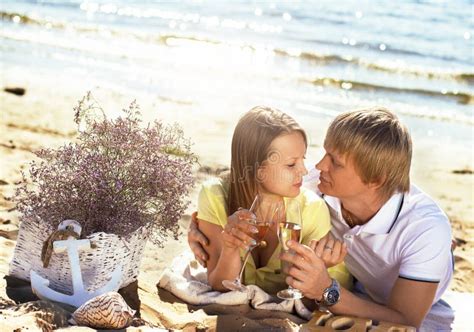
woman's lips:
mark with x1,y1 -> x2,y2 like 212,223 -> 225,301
293,181 -> 302,187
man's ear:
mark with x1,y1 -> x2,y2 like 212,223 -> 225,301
368,176 -> 385,190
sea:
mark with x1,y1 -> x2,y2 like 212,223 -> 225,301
1,0 -> 473,169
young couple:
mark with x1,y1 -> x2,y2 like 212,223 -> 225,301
188,106 -> 453,330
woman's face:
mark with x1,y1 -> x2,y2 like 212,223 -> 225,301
258,132 -> 308,198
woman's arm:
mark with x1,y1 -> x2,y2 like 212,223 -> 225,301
199,211 -> 258,291
198,219 -> 241,291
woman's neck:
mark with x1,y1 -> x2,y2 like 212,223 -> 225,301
257,188 -> 284,202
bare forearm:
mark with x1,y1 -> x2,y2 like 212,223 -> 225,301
208,247 -> 242,291
280,241 -> 434,329
330,288 -> 411,327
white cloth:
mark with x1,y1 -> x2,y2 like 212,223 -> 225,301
420,298 -> 454,331
435,291 -> 474,331
158,251 -> 312,320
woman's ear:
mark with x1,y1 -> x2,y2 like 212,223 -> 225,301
256,165 -> 267,184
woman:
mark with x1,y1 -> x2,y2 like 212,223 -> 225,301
197,106 -> 351,294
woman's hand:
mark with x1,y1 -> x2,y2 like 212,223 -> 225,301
310,232 -> 347,268
222,209 -> 259,250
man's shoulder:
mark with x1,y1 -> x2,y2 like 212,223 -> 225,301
405,185 -> 448,220
399,184 -> 451,235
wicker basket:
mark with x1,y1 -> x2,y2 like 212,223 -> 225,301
9,218 -> 148,295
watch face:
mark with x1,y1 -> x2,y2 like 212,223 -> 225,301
326,289 -> 340,305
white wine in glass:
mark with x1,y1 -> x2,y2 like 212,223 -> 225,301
277,198 -> 304,300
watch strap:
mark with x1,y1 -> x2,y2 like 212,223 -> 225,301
315,278 -> 340,307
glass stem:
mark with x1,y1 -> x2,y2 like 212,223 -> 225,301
237,246 -> 254,282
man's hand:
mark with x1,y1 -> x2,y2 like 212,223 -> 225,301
188,212 -> 210,267
310,232 -> 347,268
280,240 -> 332,300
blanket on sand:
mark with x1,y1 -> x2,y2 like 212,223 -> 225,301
158,251 -> 312,320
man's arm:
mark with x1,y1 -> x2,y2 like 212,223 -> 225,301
281,240 -> 437,328
187,212 -> 210,267
329,278 -> 437,328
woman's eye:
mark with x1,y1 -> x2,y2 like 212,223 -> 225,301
287,164 -> 296,168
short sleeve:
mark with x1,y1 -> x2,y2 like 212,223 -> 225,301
299,188 -> 353,289
399,218 -> 452,282
300,189 -> 331,245
197,178 -> 228,228
328,263 -> 353,290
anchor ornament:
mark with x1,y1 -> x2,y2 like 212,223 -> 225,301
30,220 -> 123,308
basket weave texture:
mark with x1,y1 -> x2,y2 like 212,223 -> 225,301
9,218 -> 147,294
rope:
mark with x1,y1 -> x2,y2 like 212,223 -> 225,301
41,227 -> 80,268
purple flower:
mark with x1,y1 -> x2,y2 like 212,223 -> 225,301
15,93 -> 197,246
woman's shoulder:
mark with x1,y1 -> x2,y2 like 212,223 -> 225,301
198,177 -> 229,226
297,188 -> 331,239
199,176 -> 229,205
298,187 -> 326,209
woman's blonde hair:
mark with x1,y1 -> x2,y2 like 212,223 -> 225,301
227,106 -> 307,215
325,107 -> 412,199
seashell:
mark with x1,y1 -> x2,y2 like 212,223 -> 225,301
71,291 -> 135,329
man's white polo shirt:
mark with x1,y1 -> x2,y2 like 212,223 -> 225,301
303,169 -> 453,305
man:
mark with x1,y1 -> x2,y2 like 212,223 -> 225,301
188,107 -> 453,329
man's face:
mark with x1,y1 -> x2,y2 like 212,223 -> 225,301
315,145 -> 370,199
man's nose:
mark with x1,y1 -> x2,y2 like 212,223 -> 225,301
315,155 -> 328,171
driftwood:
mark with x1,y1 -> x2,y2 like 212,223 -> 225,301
302,310 -> 416,331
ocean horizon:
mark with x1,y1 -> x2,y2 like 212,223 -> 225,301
1,0 -> 473,165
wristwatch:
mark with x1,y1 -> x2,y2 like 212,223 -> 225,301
315,278 -> 340,307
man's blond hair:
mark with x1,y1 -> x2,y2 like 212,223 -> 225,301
325,107 -> 412,199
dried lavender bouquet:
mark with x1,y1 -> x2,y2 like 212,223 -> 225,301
15,93 -> 196,246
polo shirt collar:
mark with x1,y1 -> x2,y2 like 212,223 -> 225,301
323,192 -> 404,235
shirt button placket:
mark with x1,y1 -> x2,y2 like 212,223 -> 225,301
343,233 -> 353,249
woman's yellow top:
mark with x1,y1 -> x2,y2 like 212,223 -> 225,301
197,177 -> 352,295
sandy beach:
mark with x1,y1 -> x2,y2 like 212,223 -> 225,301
1,1 -> 473,329
0,69 -> 473,330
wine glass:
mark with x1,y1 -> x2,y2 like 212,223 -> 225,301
277,198 -> 304,300
221,195 -> 276,292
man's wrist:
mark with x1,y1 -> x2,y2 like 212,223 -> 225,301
314,276 -> 332,301
315,278 -> 341,307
